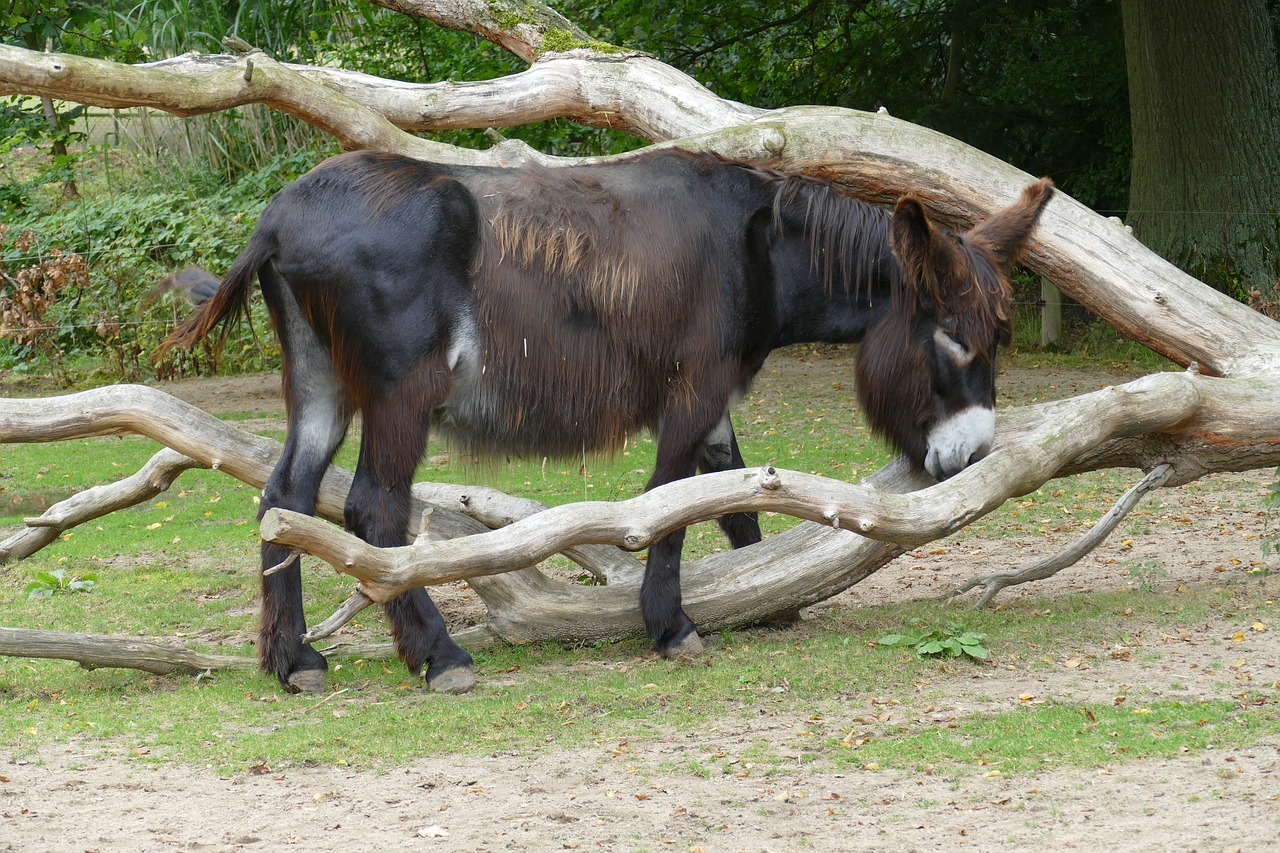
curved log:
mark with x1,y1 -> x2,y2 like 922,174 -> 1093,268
260,372 -> 1208,603
5,40 -> 1278,377
0,627 -> 255,675
0,385 -> 638,582
1,447 -> 203,564
946,463 -> 1175,608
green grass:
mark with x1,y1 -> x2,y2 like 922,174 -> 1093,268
2,355 -> 1278,778
3,538 -> 1276,775
827,698 -> 1276,776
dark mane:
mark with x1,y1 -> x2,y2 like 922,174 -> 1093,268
765,167 -> 894,298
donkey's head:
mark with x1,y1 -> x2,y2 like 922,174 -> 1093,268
856,178 -> 1053,480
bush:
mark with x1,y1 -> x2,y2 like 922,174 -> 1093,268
0,148 -> 323,384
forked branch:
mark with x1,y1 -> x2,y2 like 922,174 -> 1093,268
945,463 -> 1175,608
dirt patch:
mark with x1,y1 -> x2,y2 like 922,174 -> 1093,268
5,350 -> 1280,851
5,727 -> 1278,852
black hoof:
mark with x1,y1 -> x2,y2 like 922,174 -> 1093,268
659,630 -> 705,659
653,615 -> 704,660
283,667 -> 327,694
427,665 -> 477,694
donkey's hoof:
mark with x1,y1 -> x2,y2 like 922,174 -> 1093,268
284,668 -> 327,694
660,631 -> 705,660
427,666 -> 477,694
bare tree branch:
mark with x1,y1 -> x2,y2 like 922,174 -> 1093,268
945,463 -> 1175,608
0,385 -> 638,584
0,627 -> 255,675
1,447 -> 203,564
369,0 -> 595,62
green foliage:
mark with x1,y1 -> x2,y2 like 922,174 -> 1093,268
117,0 -> 346,59
1126,557 -> 1168,593
0,103 -> 87,211
878,620 -> 990,660
0,147 -> 321,381
571,0 -> 1131,211
24,568 -> 97,598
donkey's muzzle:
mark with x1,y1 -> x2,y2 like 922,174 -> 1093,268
924,405 -> 996,480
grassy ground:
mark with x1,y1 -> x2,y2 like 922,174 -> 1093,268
2,345 -> 1277,783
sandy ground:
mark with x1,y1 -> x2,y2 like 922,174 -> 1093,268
3,352 -> 1279,851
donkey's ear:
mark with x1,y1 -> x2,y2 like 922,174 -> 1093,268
966,178 -> 1054,272
890,194 -> 961,308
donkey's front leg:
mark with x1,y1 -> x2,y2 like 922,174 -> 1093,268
640,410 -> 710,658
641,527 -> 703,657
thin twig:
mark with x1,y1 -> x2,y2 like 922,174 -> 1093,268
303,687 -> 350,713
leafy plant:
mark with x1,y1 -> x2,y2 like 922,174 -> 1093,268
878,620 -> 989,661
24,568 -> 97,598
0,225 -> 90,381
1126,557 -> 1168,592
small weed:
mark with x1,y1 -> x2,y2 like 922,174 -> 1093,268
878,621 -> 989,661
24,568 -> 96,598
1126,558 -> 1167,592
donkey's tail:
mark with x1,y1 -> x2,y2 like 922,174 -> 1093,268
156,232 -> 273,356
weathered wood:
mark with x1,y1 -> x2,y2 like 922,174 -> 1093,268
259,372 -> 1205,603
1,447 -> 203,564
0,385 -> 638,582
0,625 -> 504,675
5,42 -> 1280,378
0,627 -> 255,675
946,463 -> 1175,608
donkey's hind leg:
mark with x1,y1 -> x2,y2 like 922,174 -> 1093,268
258,311 -> 350,693
345,354 -> 475,694
697,414 -> 762,549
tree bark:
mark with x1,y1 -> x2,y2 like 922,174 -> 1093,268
1122,0 -> 1280,302
0,627 -> 256,675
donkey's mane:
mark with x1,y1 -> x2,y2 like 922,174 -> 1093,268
762,166 -> 894,298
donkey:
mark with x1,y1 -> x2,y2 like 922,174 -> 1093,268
162,148 -> 1052,694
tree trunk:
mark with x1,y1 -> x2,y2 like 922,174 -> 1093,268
1122,0 -> 1280,303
